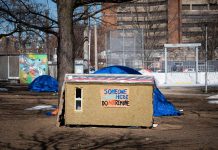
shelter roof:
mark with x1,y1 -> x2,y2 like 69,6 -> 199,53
65,74 -> 154,85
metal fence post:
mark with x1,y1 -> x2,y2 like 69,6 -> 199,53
142,28 -> 144,68
122,29 -> 125,66
195,46 -> 199,84
205,26 -> 208,93
164,47 -> 167,84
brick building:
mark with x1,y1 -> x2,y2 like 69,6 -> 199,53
99,0 -> 218,67
102,0 -> 218,44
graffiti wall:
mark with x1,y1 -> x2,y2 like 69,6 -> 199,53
19,54 -> 48,84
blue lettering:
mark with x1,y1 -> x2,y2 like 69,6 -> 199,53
111,89 -> 115,94
104,89 -> 127,95
116,94 -> 128,99
108,89 -> 112,94
104,89 -> 107,94
114,89 -> 117,94
118,89 -> 127,94
116,94 -> 120,99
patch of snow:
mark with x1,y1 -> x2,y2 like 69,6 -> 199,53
207,94 -> 218,100
0,88 -> 8,91
208,100 -> 218,104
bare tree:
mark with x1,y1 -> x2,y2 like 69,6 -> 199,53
198,23 -> 218,60
57,0 -> 131,89
0,0 -> 131,91
182,8 -> 218,61
131,0 -> 167,68
103,0 -> 167,69
0,0 -> 58,54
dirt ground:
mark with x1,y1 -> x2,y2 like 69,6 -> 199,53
0,82 -> 217,150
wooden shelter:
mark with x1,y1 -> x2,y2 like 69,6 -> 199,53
57,74 -> 154,127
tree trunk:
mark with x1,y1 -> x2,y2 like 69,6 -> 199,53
57,0 -> 74,93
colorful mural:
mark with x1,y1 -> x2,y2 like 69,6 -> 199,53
19,54 -> 48,84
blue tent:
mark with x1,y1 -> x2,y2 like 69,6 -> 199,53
94,66 -> 181,116
94,65 -> 141,75
153,88 -> 181,116
28,75 -> 58,92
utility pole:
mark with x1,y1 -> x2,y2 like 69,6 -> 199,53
88,29 -> 91,72
45,10 -> 49,59
83,5 -> 89,73
205,25 -> 208,93
94,4 -> 98,71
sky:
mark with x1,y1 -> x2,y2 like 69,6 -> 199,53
35,0 -> 102,25
35,0 -> 57,19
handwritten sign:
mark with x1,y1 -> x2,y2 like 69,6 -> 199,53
101,88 -> 129,107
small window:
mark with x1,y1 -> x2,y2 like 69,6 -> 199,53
75,88 -> 82,111
192,4 -> 208,10
182,4 -> 190,10
210,4 -> 218,10
76,88 -> 81,98
175,62 -> 183,66
75,100 -> 81,110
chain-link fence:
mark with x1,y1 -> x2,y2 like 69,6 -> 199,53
106,29 -> 145,69
104,29 -> 218,86
106,29 -> 163,69
105,29 -> 218,72
160,45 -> 218,86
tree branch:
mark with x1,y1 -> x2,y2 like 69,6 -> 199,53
0,6 -> 58,37
72,0 -> 132,8
73,3 -> 119,22
0,28 -> 18,39
18,0 -> 58,24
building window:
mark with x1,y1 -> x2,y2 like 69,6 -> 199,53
192,4 -> 208,10
210,4 -> 218,10
182,4 -> 190,10
75,88 -> 82,111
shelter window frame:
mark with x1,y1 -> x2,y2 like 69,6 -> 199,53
75,87 -> 83,111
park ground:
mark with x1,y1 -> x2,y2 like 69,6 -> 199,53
0,82 -> 217,149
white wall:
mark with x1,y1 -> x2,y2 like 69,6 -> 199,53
148,72 -> 218,86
